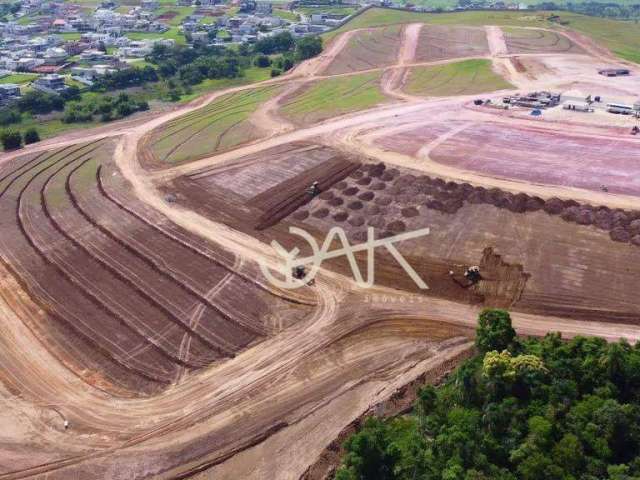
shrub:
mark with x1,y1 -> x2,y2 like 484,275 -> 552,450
1,129 -> 22,150
254,55 -> 271,68
23,128 -> 40,144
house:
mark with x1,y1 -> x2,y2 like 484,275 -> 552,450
142,0 -> 160,9
256,1 -> 272,14
0,84 -> 21,105
33,73 -> 69,94
42,47 -> 69,65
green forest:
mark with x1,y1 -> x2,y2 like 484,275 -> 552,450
336,310 -> 640,480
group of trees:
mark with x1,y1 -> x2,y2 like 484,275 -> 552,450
1,128 -> 39,151
535,2 -> 640,19
145,33 -> 323,98
336,309 -> 640,480
90,65 -> 159,92
63,93 -> 149,123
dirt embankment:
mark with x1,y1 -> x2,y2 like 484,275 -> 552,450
300,342 -> 474,480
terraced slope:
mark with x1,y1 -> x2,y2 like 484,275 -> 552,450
323,25 -> 403,75
280,72 -> 388,125
0,142 -> 311,397
146,85 -> 282,166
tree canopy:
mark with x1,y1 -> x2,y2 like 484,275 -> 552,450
336,310 -> 640,480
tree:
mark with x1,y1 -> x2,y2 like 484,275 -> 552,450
0,108 -> 21,126
476,309 -> 516,353
295,35 -> 322,61
254,55 -> 271,68
1,129 -> 22,150
23,128 -> 40,144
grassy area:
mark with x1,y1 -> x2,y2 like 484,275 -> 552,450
273,8 -> 299,22
0,73 -> 39,85
404,59 -> 514,96
156,5 -> 194,26
178,66 -> 273,103
150,84 -> 282,164
297,6 -> 358,16
56,32 -> 82,41
551,13 -> 640,63
280,71 -> 387,125
127,26 -> 186,44
321,8 -> 550,42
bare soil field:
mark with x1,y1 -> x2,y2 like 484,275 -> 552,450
322,25 -> 403,75
285,160 -> 640,324
503,27 -> 585,55
429,122 -> 640,197
414,25 -> 489,62
0,140 -> 312,399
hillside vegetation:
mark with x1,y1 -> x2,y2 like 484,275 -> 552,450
337,310 -> 640,480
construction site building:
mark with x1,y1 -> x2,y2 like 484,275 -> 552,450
504,91 -> 560,109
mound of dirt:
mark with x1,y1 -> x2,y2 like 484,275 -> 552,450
401,206 -> 420,218
333,211 -> 349,222
348,200 -> 363,210
544,197 -> 565,215
357,177 -> 372,186
375,196 -> 392,206
319,191 -> 334,200
328,197 -> 344,206
610,227 -> 631,243
312,208 -> 329,218
349,170 -> 363,179
349,216 -> 365,227
336,181 -> 348,190
343,186 -> 359,196
358,191 -> 375,201
370,181 -> 386,191
292,210 -> 309,221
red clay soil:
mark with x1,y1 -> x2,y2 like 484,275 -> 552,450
414,25 -> 489,62
429,122 -> 640,196
372,122 -> 459,156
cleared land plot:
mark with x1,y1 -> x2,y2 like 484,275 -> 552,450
288,161 -> 640,323
175,143 -> 360,230
323,25 -> 403,75
372,122 -> 460,155
280,72 -> 388,125
0,141 -> 310,397
414,25 -> 489,62
147,85 -> 281,165
504,27 -> 585,54
404,59 -> 513,97
429,122 -> 640,196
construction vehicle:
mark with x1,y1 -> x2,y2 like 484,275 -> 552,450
464,266 -> 482,284
474,99 -> 484,106
306,181 -> 320,197
449,266 -> 482,288
292,265 -> 314,286
631,126 -> 640,135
